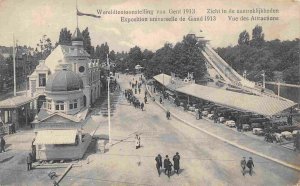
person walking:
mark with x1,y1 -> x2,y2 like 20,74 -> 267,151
141,102 -> 144,111
159,97 -> 163,104
0,137 -> 6,153
247,157 -> 254,175
27,153 -> 33,171
11,122 -> 16,133
166,110 -> 171,120
240,157 -> 247,176
173,152 -> 180,174
135,134 -> 140,149
32,138 -> 36,162
164,155 -> 169,175
144,96 -> 147,104
155,154 -> 163,176
138,88 -> 141,94
166,156 -> 173,178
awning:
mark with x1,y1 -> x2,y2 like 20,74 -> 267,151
176,84 -> 297,116
0,95 -> 36,109
153,73 -> 183,90
34,129 -> 77,145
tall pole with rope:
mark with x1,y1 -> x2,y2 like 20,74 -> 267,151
76,0 -> 79,28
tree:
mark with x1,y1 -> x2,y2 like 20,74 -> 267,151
143,35 -> 207,82
36,35 -> 53,59
238,30 -> 250,45
251,25 -> 265,47
109,50 -> 116,61
82,27 -> 93,54
58,28 -> 72,45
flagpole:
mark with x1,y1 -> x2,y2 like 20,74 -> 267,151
107,54 -> 111,145
13,34 -> 16,97
76,0 -> 78,28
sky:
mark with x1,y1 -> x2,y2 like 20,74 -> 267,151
0,0 -> 299,52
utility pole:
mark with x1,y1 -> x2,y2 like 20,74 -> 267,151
262,71 -> 265,88
277,81 -> 281,99
13,34 -> 16,96
107,54 -> 111,145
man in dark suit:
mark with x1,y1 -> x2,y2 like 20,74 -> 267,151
173,152 -> 181,174
155,154 -> 162,176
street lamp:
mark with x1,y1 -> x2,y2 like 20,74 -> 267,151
106,54 -> 112,145
262,70 -> 265,88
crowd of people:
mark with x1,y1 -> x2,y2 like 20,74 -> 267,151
124,77 -> 148,112
155,152 -> 181,178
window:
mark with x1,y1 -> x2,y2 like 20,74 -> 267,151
47,100 -> 52,110
39,74 -> 46,87
74,99 -> 78,109
69,104 -> 73,109
55,101 -> 64,111
79,66 -> 85,73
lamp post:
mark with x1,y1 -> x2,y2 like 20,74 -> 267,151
262,70 -> 265,88
106,54 -> 112,145
13,35 -> 16,96
277,81 -> 281,99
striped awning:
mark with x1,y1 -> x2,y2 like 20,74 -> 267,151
34,129 -> 77,145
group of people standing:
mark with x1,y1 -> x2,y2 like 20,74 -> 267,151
155,152 -> 181,178
130,79 -> 143,95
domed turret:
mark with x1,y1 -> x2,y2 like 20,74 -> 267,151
72,27 -> 83,46
45,69 -> 83,92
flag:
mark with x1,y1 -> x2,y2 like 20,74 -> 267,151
77,9 -> 101,18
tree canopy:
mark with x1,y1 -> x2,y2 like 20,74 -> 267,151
117,34 -> 207,82
58,28 -> 72,46
216,25 -> 299,84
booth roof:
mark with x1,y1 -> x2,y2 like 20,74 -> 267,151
34,129 -> 77,145
153,73 -> 296,116
176,83 -> 296,116
0,95 -> 36,109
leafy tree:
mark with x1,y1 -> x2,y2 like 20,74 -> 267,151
82,27 -> 93,54
251,25 -> 265,47
238,30 -> 250,45
143,35 -> 206,82
36,35 -> 53,59
109,50 -> 116,61
283,65 -> 300,84
216,28 -> 299,84
58,28 -> 72,45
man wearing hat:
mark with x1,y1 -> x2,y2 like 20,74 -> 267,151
240,157 -> 247,176
247,157 -> 254,175
155,154 -> 162,176
173,152 -> 181,174
164,155 -> 173,178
